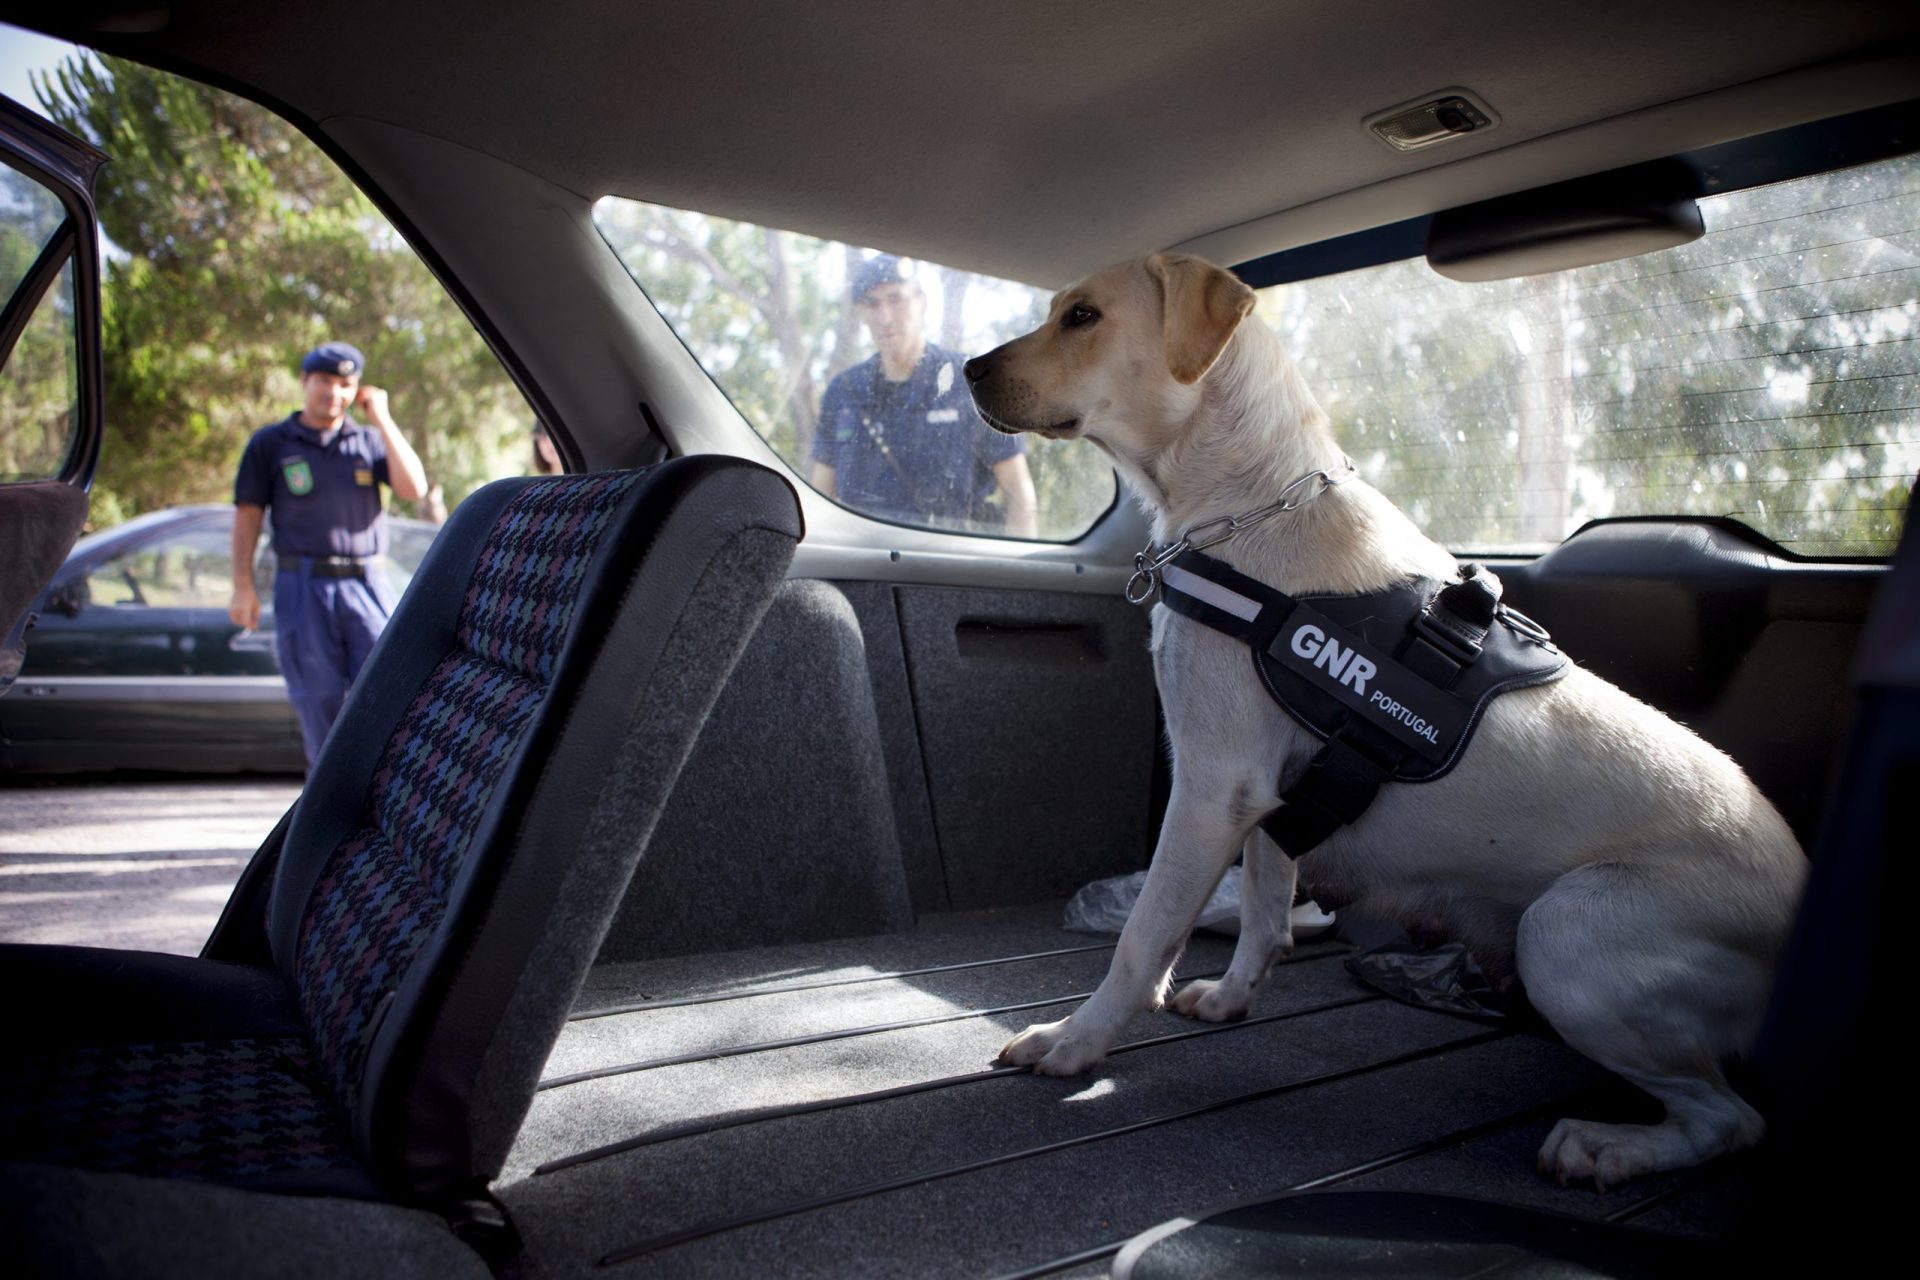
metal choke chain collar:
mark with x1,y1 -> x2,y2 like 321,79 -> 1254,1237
1125,457 -> 1356,605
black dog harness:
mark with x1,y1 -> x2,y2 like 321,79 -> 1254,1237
1152,547 -> 1569,857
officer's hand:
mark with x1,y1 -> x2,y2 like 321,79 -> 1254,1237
355,384 -> 391,423
229,587 -> 260,631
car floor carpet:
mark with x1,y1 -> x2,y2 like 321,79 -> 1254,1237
496,902 -> 1749,1279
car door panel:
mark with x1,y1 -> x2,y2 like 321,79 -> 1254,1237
888,584 -> 1157,911
1497,519 -> 1881,847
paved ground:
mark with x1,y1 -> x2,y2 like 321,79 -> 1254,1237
0,777 -> 301,956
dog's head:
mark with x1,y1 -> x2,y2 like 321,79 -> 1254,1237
964,253 -> 1256,459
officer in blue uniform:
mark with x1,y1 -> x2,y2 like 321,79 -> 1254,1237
811,256 -> 1037,536
229,342 -> 429,765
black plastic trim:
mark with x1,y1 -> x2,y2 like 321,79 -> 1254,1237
0,93 -> 106,489
1561,512 -> 1901,566
1233,96 -> 1920,289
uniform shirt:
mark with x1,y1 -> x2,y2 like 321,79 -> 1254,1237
234,412 -> 392,558
811,344 -> 1024,526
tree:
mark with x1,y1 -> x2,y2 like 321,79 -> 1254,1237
31,54 -> 534,527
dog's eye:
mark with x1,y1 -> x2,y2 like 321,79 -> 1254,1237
1062,303 -> 1100,330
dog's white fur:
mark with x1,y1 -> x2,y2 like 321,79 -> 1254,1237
966,253 -> 1807,1189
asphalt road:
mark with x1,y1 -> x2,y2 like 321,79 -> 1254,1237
0,777 -> 301,956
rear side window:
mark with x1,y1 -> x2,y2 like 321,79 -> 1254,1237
593,199 -> 1117,542
1258,152 -> 1919,556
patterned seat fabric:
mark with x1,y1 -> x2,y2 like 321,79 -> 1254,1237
0,473 -> 644,1187
294,471 -> 643,1109
0,1038 -> 356,1182
2,461 -> 800,1203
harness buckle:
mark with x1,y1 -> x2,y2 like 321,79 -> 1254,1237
1411,602 -> 1485,665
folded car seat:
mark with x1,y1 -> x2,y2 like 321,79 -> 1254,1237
0,458 -> 802,1244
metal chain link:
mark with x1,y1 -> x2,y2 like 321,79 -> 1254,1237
1124,457 -> 1356,605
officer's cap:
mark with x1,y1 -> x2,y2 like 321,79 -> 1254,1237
299,341 -> 366,379
851,255 -> 918,303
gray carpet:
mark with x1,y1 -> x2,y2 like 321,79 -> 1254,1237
496,905 -> 1743,1278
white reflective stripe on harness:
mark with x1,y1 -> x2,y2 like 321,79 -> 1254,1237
1160,562 -> 1264,622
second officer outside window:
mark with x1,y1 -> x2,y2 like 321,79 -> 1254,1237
811,256 -> 1038,537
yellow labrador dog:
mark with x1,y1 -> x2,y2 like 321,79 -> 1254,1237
962,253 -> 1806,1189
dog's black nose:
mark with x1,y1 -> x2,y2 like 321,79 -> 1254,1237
963,356 -> 991,384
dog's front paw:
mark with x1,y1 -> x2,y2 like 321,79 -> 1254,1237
1537,1118 -> 1657,1192
995,1018 -> 1106,1076
1168,977 -> 1252,1023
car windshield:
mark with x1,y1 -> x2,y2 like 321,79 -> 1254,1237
1257,151 -> 1919,557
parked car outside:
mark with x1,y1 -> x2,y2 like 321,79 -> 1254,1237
0,503 -> 439,772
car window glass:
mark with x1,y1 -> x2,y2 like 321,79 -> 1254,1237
593,199 -> 1117,542
0,167 -> 80,483
379,520 -> 438,598
88,523 -> 232,607
1258,152 -> 1919,557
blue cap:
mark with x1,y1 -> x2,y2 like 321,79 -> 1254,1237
299,341 -> 365,378
851,255 -> 916,302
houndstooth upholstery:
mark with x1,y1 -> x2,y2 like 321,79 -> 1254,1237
0,1038 -> 356,1182
1,459 -> 801,1205
294,471 -> 643,1107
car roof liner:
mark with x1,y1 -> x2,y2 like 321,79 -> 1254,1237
11,1 -> 1920,285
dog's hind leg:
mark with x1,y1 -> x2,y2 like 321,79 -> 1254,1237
998,776 -> 1249,1075
1518,862 -> 1771,1190
1170,827 -> 1297,1022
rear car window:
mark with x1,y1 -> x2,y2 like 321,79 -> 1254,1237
593,199 -> 1117,542
1258,152 -> 1918,557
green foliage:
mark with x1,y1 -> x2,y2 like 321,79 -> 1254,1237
30,54 -> 534,524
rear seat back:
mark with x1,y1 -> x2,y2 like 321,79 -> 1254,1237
0,459 -> 800,1215
265,458 -> 802,1197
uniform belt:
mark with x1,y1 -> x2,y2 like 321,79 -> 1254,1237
279,555 -> 372,579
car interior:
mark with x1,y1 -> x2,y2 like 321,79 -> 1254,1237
1,2 -> 1915,1277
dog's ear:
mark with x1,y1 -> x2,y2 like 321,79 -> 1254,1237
1147,253 -> 1256,385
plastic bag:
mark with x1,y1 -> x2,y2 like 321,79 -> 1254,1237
1063,868 -> 1242,935
1344,940 -> 1512,1022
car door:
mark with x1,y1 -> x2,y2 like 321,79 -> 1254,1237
0,92 -> 106,694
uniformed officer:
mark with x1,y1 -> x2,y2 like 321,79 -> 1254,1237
810,256 -> 1038,536
228,342 -> 429,765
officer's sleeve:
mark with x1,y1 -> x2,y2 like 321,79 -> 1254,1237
366,425 -> 392,488
234,432 -> 274,507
